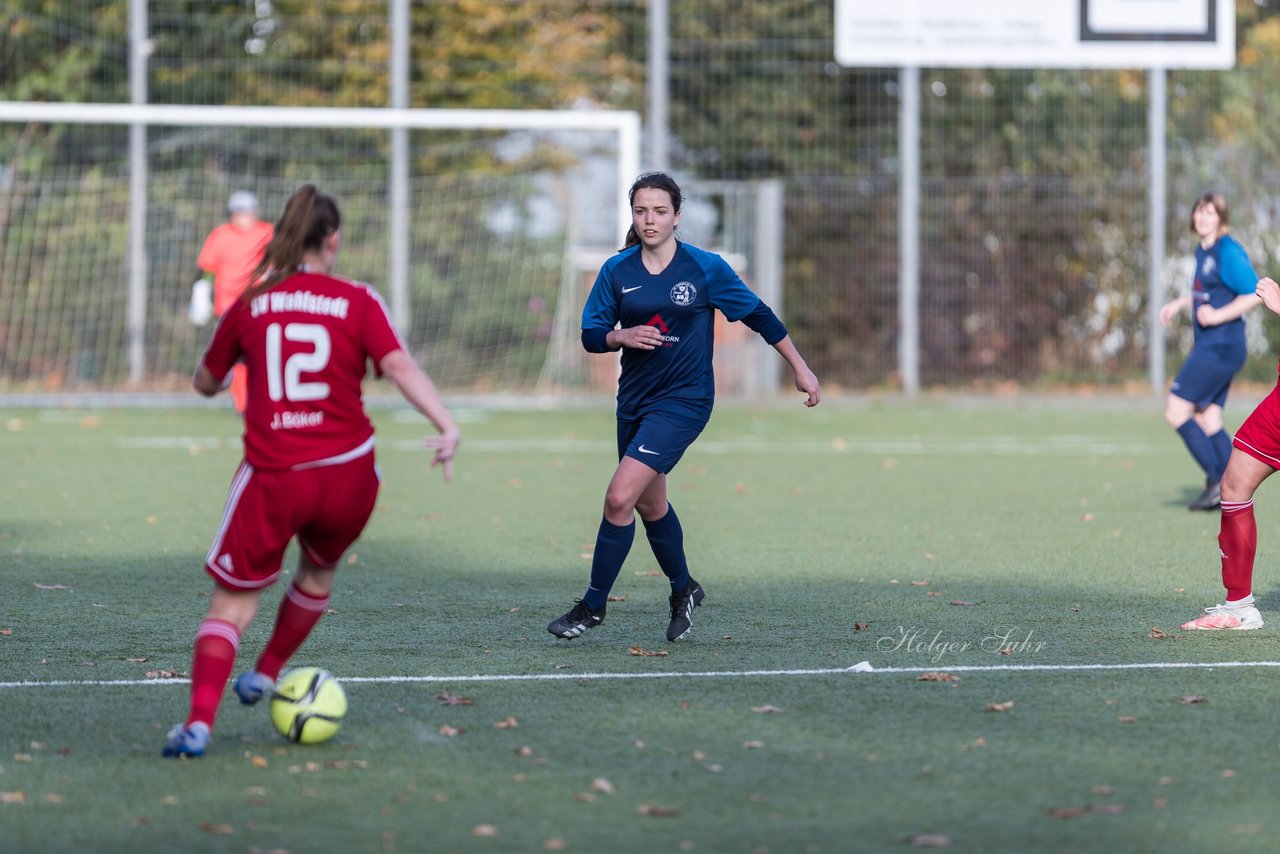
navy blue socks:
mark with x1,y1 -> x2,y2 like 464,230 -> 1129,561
583,517 -> 635,609
1177,420 -> 1218,480
643,503 -> 691,594
1208,429 -> 1233,482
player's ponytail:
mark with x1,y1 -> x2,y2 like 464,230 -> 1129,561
621,171 -> 683,251
247,184 -> 342,297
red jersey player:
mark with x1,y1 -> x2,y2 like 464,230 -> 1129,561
164,184 -> 461,758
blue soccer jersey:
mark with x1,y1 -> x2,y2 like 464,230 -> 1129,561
1193,234 -> 1258,349
581,242 -> 768,420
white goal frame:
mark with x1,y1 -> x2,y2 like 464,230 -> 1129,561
0,101 -> 641,382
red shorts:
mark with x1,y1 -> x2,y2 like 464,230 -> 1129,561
205,453 -> 380,590
1233,384 -> 1280,469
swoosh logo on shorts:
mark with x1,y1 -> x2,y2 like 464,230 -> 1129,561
621,286 -> 643,294
637,445 -> 659,455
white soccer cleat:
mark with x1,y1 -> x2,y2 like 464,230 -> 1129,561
1181,603 -> 1264,631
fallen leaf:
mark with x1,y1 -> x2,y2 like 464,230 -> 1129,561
1047,806 -> 1089,819
606,594 -> 628,602
436,692 -> 474,706
124,657 -> 148,663
1117,716 -> 1137,724
1148,627 -> 1176,639
906,835 -> 951,848
544,839 -> 567,851
1,628 -> 12,635
1091,785 -> 1113,796
493,716 -> 518,729
629,646 -> 669,657
1081,513 -> 1094,522
853,623 -> 869,631
1180,695 -> 1209,705
33,583 -> 69,590
146,668 -> 185,680
439,725 -> 462,738
590,778 -> 615,795
918,672 -> 958,682
637,804 -> 681,817
927,591 -> 942,597
949,600 -> 978,607
985,701 -> 1014,712
751,705 -> 784,713
910,579 -> 930,586
0,792 -> 26,804
515,746 -> 534,757
43,793 -> 64,804
250,755 -> 268,768
199,822 -> 234,835
574,792 -> 597,803
742,740 -> 765,749
472,824 -> 498,837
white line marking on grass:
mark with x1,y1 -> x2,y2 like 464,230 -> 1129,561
115,435 -> 1161,456
6,659 -> 1280,690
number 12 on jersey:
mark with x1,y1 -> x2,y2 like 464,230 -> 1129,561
266,322 -> 331,402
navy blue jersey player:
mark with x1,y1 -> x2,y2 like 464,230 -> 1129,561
548,172 -> 820,643
1159,190 -> 1261,511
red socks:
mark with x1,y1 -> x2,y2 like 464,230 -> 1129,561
255,583 -> 330,680
187,618 -> 240,728
1218,500 -> 1256,602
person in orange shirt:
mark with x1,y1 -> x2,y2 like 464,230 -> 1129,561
193,190 -> 274,412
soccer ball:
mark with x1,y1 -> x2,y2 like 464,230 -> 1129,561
269,667 -> 347,745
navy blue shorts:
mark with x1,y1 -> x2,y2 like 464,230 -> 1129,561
1170,343 -> 1246,409
617,410 -> 709,474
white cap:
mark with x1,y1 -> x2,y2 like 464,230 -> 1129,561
227,190 -> 259,213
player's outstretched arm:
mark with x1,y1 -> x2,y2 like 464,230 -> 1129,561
193,364 -> 225,397
771,335 -> 821,407
378,349 -> 461,482
1256,277 -> 1280,318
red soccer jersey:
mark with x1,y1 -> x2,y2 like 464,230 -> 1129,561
199,272 -> 406,470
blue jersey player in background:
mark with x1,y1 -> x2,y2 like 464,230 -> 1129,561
1159,190 -> 1261,511
548,172 -> 821,643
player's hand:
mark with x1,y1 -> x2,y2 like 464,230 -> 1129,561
1257,277 -> 1280,316
613,325 -> 665,350
188,279 -> 213,326
1158,299 -> 1183,327
794,366 -> 821,407
425,428 -> 461,483
1194,303 -> 1221,327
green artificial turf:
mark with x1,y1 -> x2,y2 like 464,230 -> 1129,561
3,398 -> 1279,853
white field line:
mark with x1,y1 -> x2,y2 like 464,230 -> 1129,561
5,659 -> 1280,690
114,435 -> 1161,456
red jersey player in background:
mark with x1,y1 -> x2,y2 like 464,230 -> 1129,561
164,183 -> 461,757
193,190 -> 274,412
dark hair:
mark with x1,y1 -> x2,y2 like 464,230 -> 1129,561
1190,190 -> 1229,235
247,184 -> 342,296
621,171 -> 683,250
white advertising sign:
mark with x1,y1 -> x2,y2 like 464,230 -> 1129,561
835,0 -> 1234,68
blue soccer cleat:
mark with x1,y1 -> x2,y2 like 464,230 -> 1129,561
234,671 -> 276,705
161,722 -> 210,758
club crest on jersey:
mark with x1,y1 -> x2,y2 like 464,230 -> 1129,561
1202,257 -> 1216,276
670,282 -> 697,306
